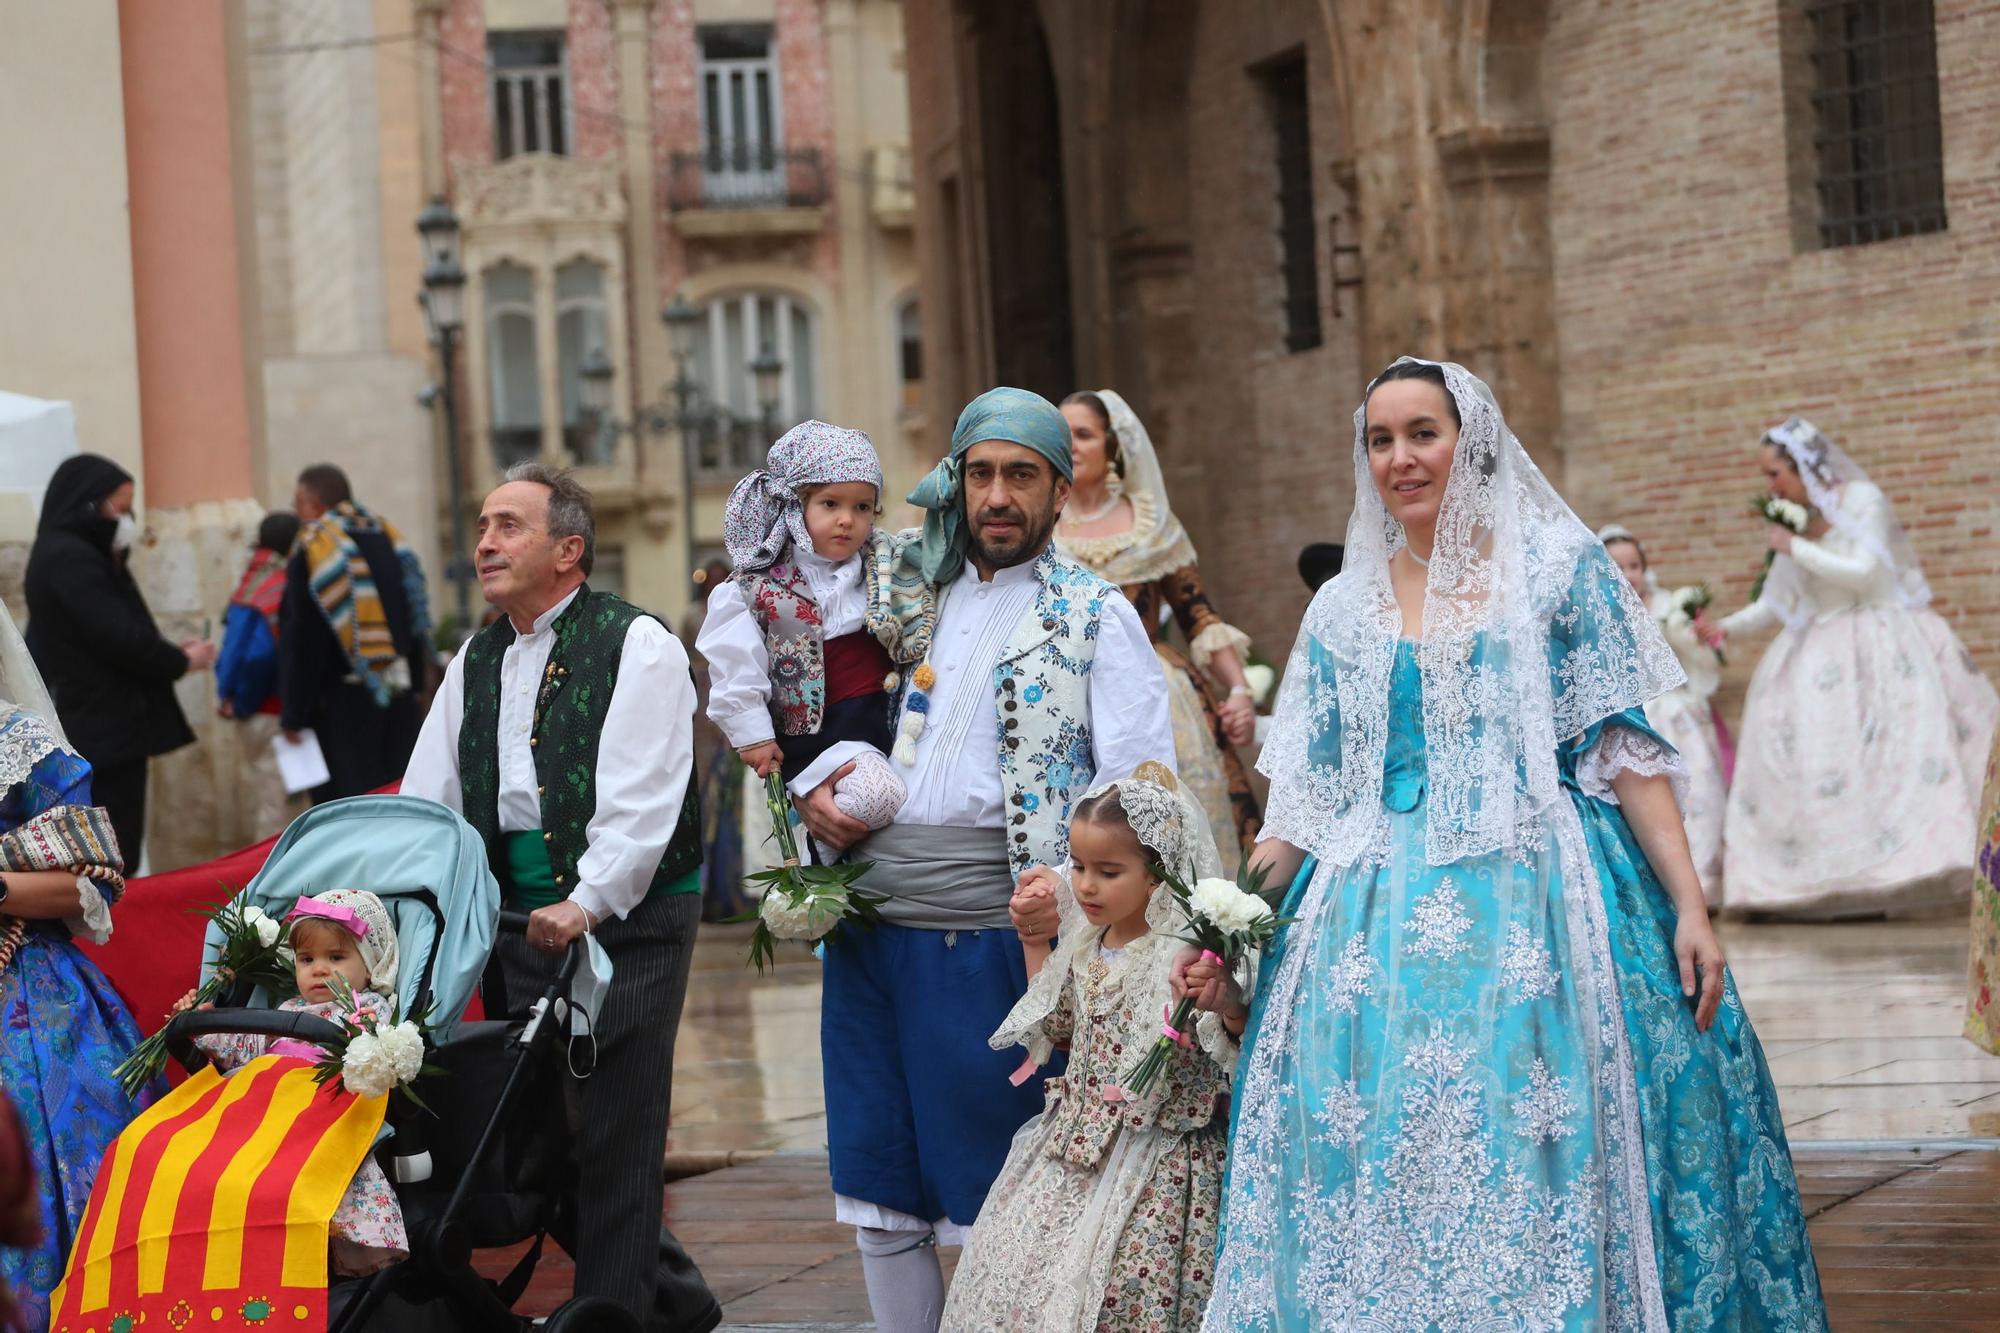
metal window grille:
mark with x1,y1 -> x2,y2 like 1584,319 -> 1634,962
698,26 -> 783,206
1806,0 -> 1946,247
1261,55 -> 1321,353
490,32 -> 569,160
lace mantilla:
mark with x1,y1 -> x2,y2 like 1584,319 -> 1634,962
1257,358 -> 1683,869
1759,416 -> 1930,629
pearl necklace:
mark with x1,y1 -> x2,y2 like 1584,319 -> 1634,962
1064,492 -> 1125,527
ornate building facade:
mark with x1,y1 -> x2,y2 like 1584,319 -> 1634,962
422,0 -> 922,617
903,0 -> 2000,684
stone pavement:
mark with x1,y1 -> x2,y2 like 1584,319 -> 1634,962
475,917 -> 2000,1326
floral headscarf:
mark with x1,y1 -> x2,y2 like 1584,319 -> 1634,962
289,889 -> 400,997
723,421 -> 883,572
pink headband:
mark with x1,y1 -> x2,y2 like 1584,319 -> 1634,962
285,898 -> 370,938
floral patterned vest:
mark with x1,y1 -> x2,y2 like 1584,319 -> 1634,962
990,551 -> 1120,877
458,586 -> 702,897
738,529 -> 935,737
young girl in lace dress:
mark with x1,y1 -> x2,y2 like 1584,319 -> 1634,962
942,764 -> 1236,1333
174,889 -> 409,1277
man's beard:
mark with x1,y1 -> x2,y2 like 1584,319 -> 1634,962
967,497 -> 1059,571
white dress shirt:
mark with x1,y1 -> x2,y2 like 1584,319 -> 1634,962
401,588 -> 696,923
695,547 -> 871,749
894,561 -> 1174,829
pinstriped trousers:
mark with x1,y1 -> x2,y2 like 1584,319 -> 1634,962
496,890 -> 719,1332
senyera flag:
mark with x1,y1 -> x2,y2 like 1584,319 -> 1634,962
48,1056 -> 385,1333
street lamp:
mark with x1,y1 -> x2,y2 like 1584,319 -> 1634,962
584,292 -> 786,595
417,196 -> 474,638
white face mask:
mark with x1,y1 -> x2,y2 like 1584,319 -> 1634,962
111,512 -> 137,552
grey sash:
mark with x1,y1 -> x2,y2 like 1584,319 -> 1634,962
851,823 -> 1014,930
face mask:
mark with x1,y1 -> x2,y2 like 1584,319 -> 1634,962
111,513 -> 137,552
561,933 -> 613,1076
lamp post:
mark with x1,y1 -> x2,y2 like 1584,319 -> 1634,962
578,292 -> 785,596
416,196 -> 473,638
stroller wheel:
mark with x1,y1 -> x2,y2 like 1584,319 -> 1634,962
541,1296 -> 644,1333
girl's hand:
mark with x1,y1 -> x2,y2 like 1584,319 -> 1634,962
1692,610 -> 1726,649
1173,947 -> 1248,1019
1675,911 -> 1727,1032
1765,524 -> 1795,555
171,989 -> 200,1014
738,741 -> 784,779
1218,692 -> 1257,748
1010,867 -> 1060,944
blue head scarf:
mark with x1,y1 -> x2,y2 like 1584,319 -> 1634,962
907,387 -> 1073,584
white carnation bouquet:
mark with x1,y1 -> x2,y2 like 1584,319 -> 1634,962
736,770 -> 887,973
117,899 -> 296,1097
1750,493 -> 1811,601
309,974 -> 436,1106
1119,862 -> 1288,1099
1663,583 -> 1724,665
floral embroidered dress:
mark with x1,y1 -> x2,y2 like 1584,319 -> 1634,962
1965,728 -> 2000,1053
943,931 -> 1233,1333
1211,638 -> 1828,1330
0,709 -> 148,1332
194,989 -> 409,1275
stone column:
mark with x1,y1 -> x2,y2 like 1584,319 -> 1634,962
117,0 -> 269,869
412,0 -> 448,197
823,0 -> 883,430
612,0 -> 688,615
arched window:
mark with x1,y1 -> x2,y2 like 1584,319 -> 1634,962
484,264 -> 542,468
556,259 -> 609,463
687,290 -> 819,479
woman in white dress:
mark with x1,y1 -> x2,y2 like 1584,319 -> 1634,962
1716,417 -> 1998,918
1599,525 -> 1731,907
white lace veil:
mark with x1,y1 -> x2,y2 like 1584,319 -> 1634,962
1758,415 -> 1931,628
989,766 -> 1225,1067
0,600 -> 63,744
1061,391 -> 1199,585
1259,358 -> 1683,870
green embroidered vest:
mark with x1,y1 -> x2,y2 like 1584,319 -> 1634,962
458,586 -> 702,903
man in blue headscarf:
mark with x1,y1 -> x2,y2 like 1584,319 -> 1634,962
793,387 -> 1174,1332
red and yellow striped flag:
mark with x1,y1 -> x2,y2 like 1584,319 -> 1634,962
49,1056 -> 387,1333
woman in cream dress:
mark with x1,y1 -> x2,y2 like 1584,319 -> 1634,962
1716,417 -> 1998,918
1599,525 -> 1731,907
1056,391 -> 1260,872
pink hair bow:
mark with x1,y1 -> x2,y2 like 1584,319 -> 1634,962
285,898 -> 370,937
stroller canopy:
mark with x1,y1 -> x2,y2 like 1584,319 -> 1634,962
202,795 -> 499,1037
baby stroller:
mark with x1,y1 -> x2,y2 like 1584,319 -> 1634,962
163,794 -> 640,1332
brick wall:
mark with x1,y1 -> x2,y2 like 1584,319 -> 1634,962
439,0 -> 490,182
1551,0 -> 2000,687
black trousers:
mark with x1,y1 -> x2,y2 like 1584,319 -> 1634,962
495,891 -> 720,1333
310,682 -> 420,803
89,754 -> 150,870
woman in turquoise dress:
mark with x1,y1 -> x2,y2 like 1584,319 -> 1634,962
1184,360 -> 1827,1329
0,605 -> 148,1331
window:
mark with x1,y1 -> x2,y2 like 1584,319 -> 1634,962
687,291 -> 818,480
698,25 -> 781,203
1798,0 -> 1946,248
590,545 -> 626,600
896,297 -> 923,414
484,265 -> 542,468
555,260 -> 610,464
1257,52 -> 1321,353
490,30 -> 569,160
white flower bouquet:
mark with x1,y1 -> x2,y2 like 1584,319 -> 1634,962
117,899 -> 296,1097
1750,493 -> 1811,601
1118,862 -> 1288,1099
1664,583 -> 1725,666
736,770 -> 887,973
308,974 -> 436,1107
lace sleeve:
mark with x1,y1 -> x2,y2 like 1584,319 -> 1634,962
1159,565 -> 1253,678
65,874 -> 112,945
1574,723 -> 1689,813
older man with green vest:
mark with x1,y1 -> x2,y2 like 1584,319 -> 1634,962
402,462 -> 720,1333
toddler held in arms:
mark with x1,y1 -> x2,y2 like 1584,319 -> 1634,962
697,421 -> 933,837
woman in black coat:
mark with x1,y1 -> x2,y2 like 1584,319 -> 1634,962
24,455 -> 215,866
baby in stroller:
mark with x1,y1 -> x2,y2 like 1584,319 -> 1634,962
52,795 -> 641,1333
172,889 -> 410,1278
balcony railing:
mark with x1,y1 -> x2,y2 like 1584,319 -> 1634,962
669,142 -> 828,212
